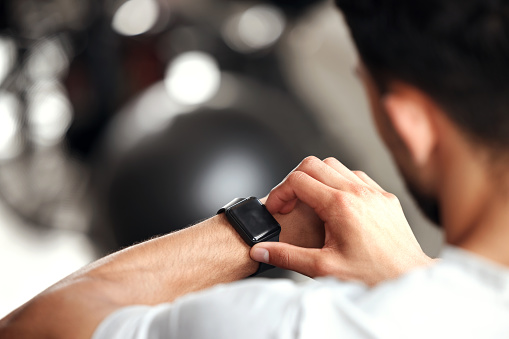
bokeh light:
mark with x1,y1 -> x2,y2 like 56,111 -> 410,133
223,5 -> 286,53
112,0 -> 160,36
26,38 -> 69,81
0,92 -> 21,161
164,51 -> 221,106
0,37 -> 16,86
27,82 -> 73,146
194,149 -> 271,213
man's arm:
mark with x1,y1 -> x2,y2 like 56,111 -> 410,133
0,155 -> 434,338
0,203 -> 323,339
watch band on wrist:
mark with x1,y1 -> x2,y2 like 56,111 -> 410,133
217,197 -> 281,276
217,197 -> 246,214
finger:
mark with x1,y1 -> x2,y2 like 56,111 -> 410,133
261,195 -> 299,217
352,170 -> 385,191
265,170 -> 336,216
250,242 -> 322,278
266,157 -> 325,214
266,157 -> 356,214
267,157 -> 354,215
323,157 -> 367,186
293,156 -> 351,190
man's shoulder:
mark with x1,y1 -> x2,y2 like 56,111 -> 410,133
352,246 -> 509,310
294,246 -> 509,337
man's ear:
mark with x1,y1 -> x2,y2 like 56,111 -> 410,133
382,89 -> 437,166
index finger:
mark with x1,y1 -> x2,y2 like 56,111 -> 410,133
266,170 -> 337,218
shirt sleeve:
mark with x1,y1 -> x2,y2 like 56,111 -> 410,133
92,278 -> 309,339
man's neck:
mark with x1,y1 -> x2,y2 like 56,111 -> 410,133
440,143 -> 509,266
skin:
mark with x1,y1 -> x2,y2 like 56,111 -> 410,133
0,208 -> 323,339
2,54 -> 509,339
251,156 -> 433,286
251,66 -> 509,283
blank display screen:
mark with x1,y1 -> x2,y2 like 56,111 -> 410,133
228,198 -> 280,241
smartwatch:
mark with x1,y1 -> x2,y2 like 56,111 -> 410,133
217,197 -> 281,276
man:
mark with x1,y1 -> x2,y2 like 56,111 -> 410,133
2,0 -> 509,337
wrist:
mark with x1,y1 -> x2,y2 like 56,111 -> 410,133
211,213 -> 260,276
217,197 -> 281,276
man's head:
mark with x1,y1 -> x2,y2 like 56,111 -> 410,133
335,0 -> 509,226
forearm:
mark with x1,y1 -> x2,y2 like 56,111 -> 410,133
0,195 -> 324,339
0,214 -> 258,339
87,213 -> 257,304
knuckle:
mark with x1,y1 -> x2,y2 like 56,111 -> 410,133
288,171 -> 306,184
351,185 -> 373,198
323,157 -> 338,165
383,191 -> 399,203
353,170 -> 367,178
274,248 -> 292,268
331,191 -> 348,207
300,156 -> 320,169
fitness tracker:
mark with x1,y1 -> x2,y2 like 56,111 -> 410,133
218,197 -> 281,276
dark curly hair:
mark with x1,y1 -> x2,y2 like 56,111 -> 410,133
336,0 -> 509,149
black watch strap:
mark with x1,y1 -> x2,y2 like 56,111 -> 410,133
217,198 -> 246,214
218,197 -> 279,277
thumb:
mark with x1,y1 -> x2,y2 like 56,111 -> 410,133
250,242 -> 320,277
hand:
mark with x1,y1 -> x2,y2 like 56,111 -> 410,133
273,200 -> 325,249
250,156 -> 433,286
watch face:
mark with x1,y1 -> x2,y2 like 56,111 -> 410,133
228,198 -> 280,243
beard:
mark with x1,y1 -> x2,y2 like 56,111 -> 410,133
402,172 -> 442,227
369,90 -> 442,227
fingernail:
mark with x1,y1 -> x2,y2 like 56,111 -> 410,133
251,247 -> 269,263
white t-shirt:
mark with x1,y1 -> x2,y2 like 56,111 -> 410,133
93,246 -> 509,338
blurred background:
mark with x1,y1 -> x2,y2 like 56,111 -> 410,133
0,0 -> 443,318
